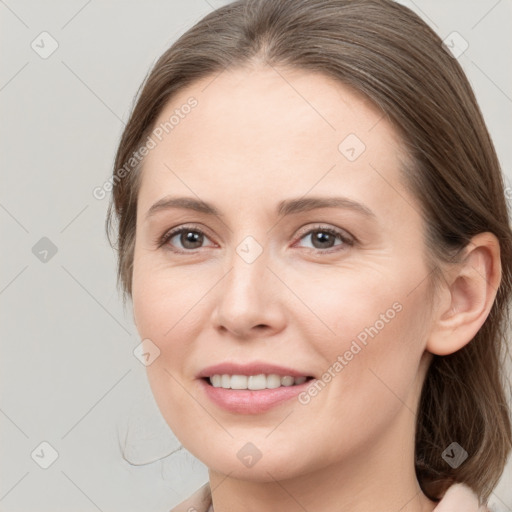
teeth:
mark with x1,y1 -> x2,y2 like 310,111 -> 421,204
281,376 -> 294,386
231,375 -> 247,390
209,374 -> 308,390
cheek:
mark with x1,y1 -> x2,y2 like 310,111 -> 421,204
132,253 -> 214,340
131,257 -> 218,422
132,263 -> 206,440
286,258 -> 429,357
291,262 -> 431,416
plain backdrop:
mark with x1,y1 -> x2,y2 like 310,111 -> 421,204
1,1 -> 511,511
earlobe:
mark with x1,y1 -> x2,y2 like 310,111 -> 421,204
426,232 -> 501,356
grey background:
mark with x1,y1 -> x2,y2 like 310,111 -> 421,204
1,0 -> 511,511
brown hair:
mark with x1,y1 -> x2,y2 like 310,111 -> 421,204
106,0 -> 512,502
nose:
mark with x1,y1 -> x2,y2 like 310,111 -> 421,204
211,243 -> 287,339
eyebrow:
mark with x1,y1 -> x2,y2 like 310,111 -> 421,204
145,195 -> 376,220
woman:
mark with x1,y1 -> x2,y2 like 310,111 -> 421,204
106,0 -> 511,510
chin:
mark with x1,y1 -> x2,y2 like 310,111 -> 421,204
186,438 -> 313,483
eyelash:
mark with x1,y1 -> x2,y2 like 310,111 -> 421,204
156,223 -> 355,254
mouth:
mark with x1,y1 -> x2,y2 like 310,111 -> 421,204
196,362 -> 316,413
198,373 -> 316,414
202,374 -> 315,390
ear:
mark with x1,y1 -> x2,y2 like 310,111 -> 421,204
426,232 -> 502,356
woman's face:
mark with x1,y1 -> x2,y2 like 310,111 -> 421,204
132,65 -> 436,481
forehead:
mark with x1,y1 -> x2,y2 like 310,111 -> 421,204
138,65 -> 409,215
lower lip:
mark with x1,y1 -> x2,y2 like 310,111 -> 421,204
199,378 -> 313,414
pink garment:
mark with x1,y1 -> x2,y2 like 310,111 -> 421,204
170,482 -> 488,511
433,483 -> 489,511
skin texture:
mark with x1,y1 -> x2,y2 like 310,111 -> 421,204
131,65 -> 501,512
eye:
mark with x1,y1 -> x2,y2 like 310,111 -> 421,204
158,225 -> 215,252
294,225 -> 354,252
157,223 -> 355,254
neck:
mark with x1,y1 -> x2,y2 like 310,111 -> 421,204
208,405 -> 437,512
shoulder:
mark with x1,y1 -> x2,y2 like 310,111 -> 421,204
169,482 -> 212,512
433,483 -> 489,512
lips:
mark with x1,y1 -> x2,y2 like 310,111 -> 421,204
196,361 -> 316,413
198,374 -> 314,414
